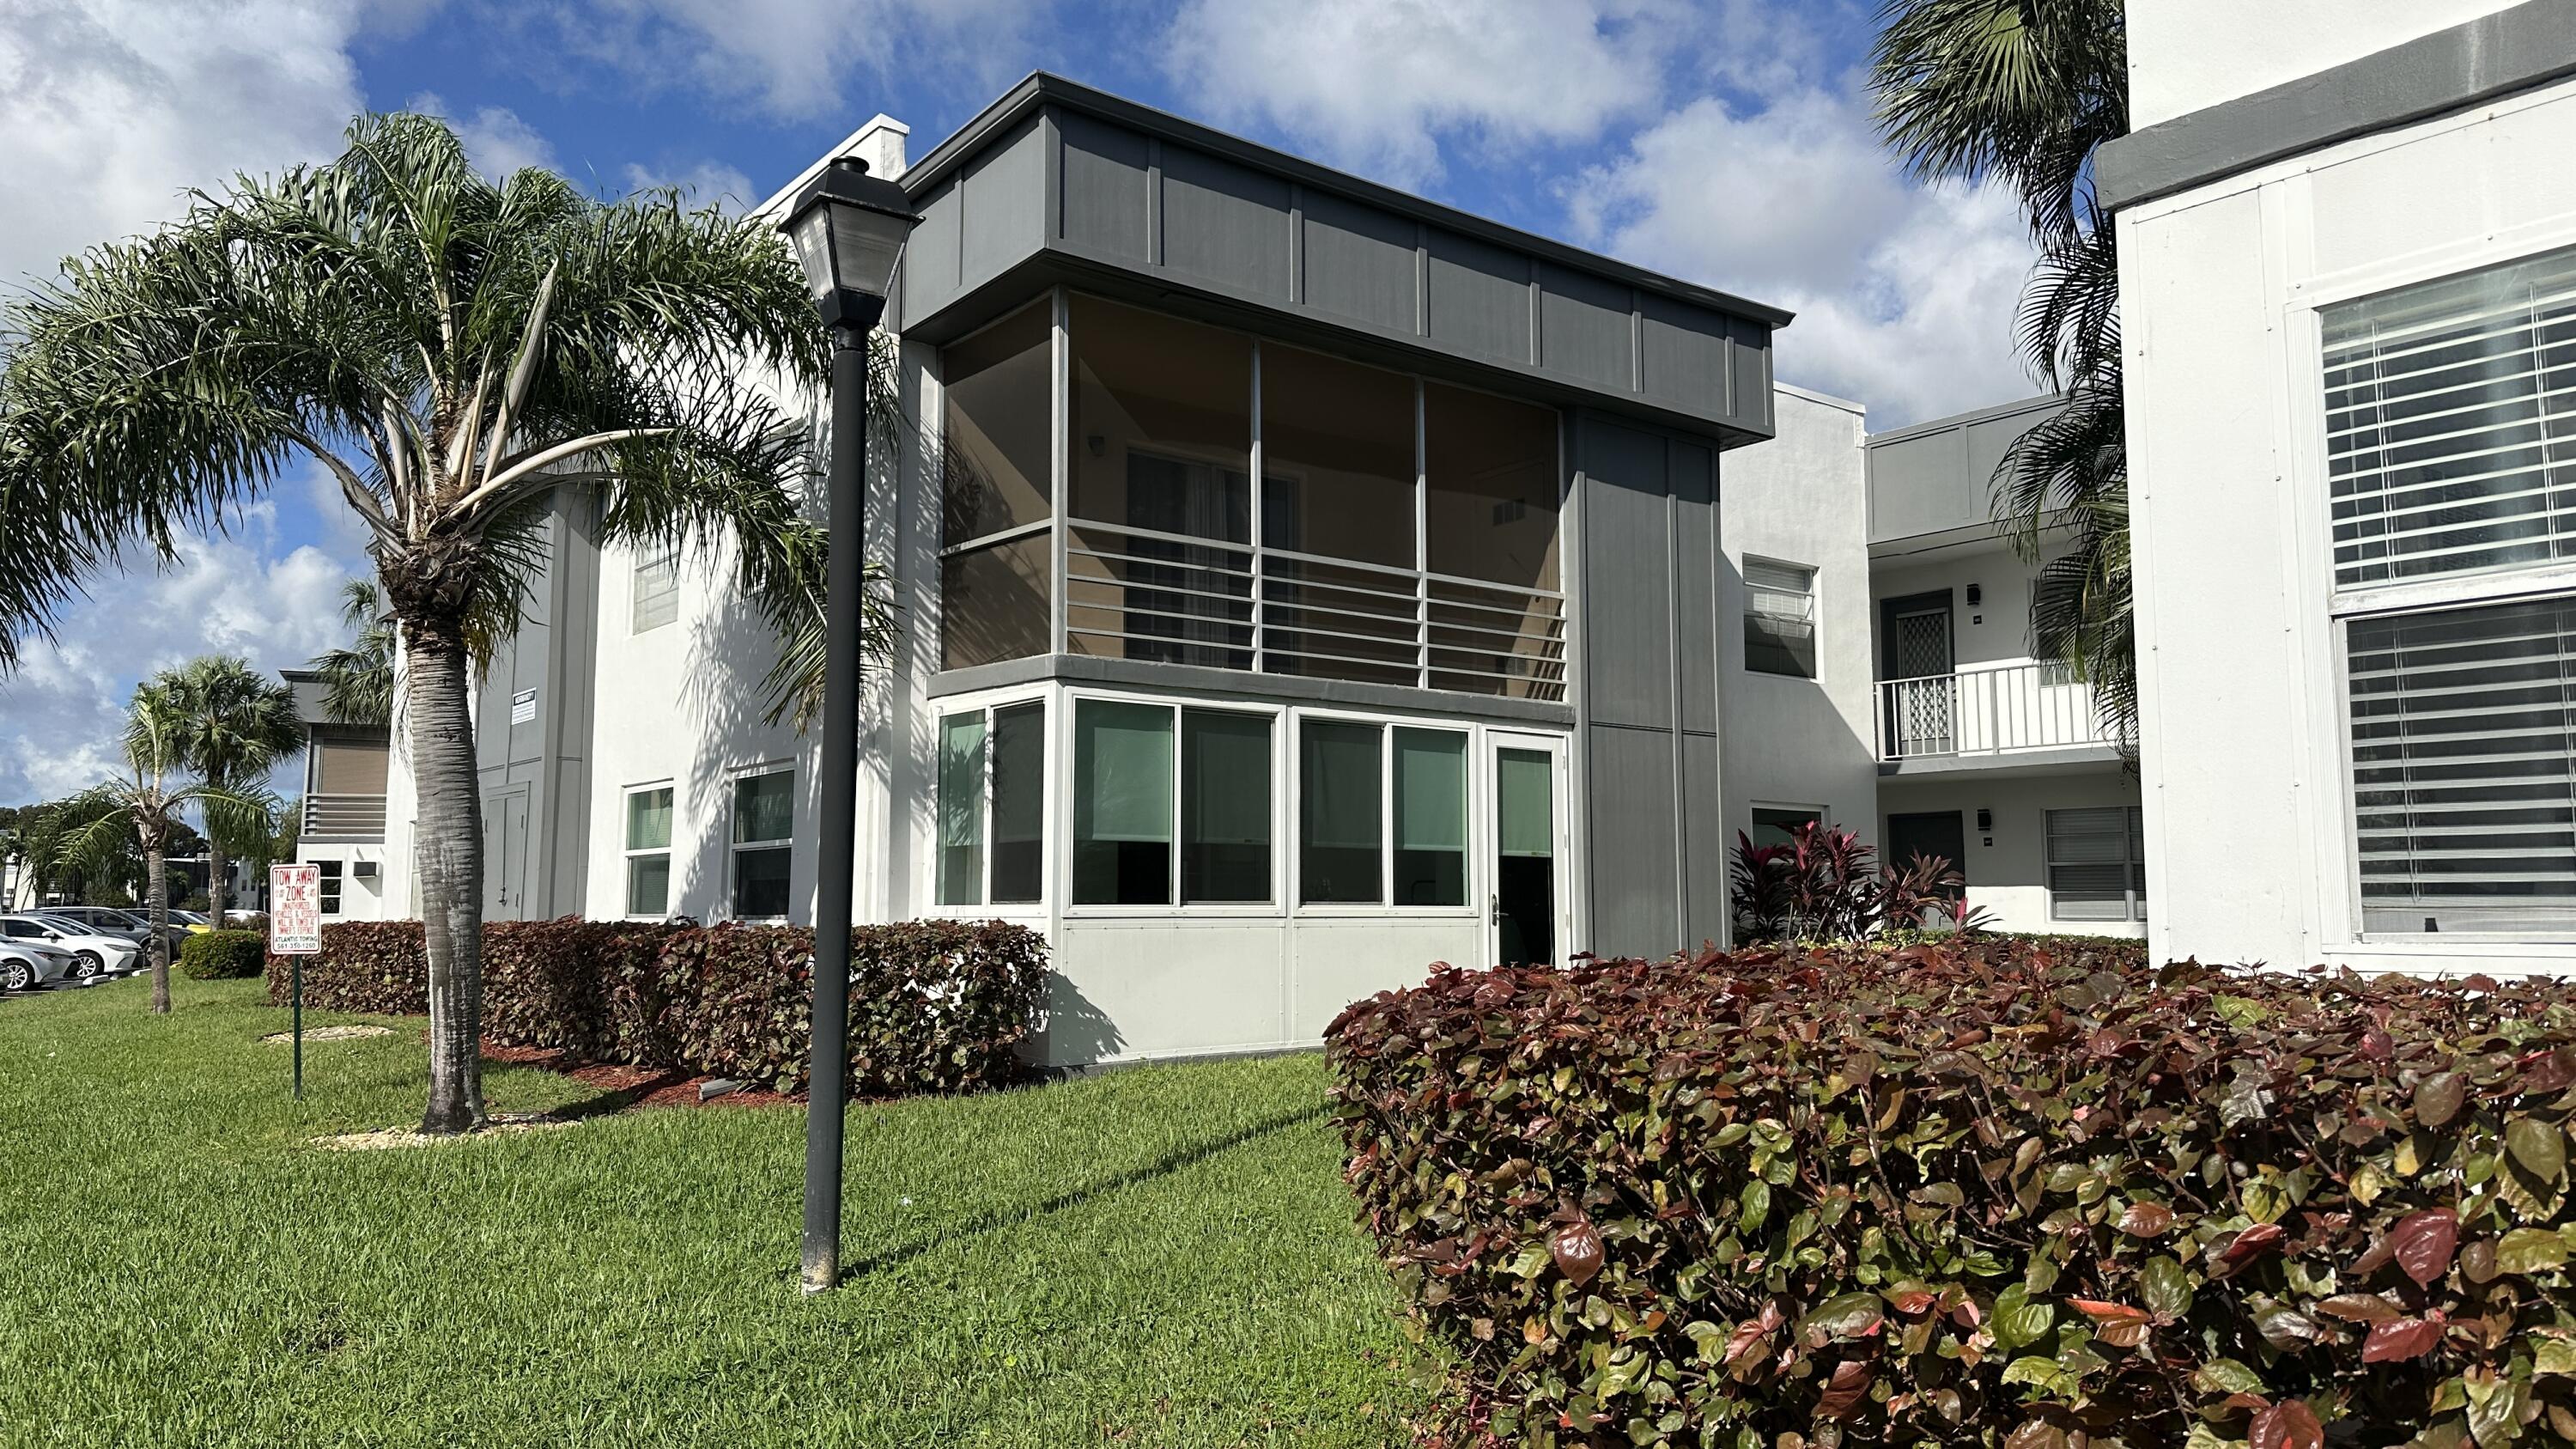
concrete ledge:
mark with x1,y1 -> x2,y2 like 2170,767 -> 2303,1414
928,653 -> 1577,725
1880,744 -> 2126,779
2098,1 -> 2576,212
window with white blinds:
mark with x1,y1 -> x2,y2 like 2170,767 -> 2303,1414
2323,245 -> 2576,589
2347,595 -> 2576,936
632,545 -> 679,633
1744,557 -> 1817,679
2045,807 -> 2145,922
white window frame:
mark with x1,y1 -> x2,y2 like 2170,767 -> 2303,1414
1742,555 -> 1819,680
2044,806 -> 2146,924
621,781 -> 676,921
1286,703 -> 1483,922
316,858 -> 344,916
1060,687 -> 1288,919
726,762 -> 796,922
2290,232 -> 2576,951
931,693 -> 1051,915
631,542 -> 679,634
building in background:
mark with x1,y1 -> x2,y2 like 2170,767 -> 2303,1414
1863,397 -> 2144,938
282,668 -> 393,923
2103,0 -> 2576,971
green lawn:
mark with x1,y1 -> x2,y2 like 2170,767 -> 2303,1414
0,977 -> 1428,1446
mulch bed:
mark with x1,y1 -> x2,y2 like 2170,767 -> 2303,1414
478,1041 -> 800,1112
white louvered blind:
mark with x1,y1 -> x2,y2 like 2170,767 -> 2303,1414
2324,246 -> 2576,589
2045,807 -> 2145,922
1744,557 -> 1816,678
2348,594 -> 2576,935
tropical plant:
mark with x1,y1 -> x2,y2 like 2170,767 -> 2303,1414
1871,0 -> 2135,745
151,655 -> 301,924
0,113 -> 836,1130
1729,819 -> 1991,943
52,687 -> 272,1013
307,580 -> 398,728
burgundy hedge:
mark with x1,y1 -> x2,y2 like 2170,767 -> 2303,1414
1326,937 -> 2576,1447
267,917 -> 1046,1096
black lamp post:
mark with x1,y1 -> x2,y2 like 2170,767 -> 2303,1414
786,155 -> 917,1295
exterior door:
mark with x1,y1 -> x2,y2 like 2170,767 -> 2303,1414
1484,732 -> 1571,967
482,788 -> 531,921
1886,811 -> 1968,885
1888,600 -> 1956,755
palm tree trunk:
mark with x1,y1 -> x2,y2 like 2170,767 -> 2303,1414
206,823 -> 228,927
407,630 -> 488,1134
144,835 -> 170,1014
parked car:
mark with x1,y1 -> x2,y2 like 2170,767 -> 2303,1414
46,905 -> 186,955
169,910 -> 216,934
0,939 -> 72,992
7,915 -> 141,979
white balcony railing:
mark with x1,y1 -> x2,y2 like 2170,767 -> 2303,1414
303,793 -> 387,842
1876,661 -> 2111,762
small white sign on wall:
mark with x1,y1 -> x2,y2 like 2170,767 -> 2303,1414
512,688 -> 537,725
270,863 -> 321,954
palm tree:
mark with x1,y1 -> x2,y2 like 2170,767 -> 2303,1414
307,580 -> 398,728
0,113 -> 829,1131
1870,0 -> 2134,741
53,688 -> 272,1013
154,656 -> 301,924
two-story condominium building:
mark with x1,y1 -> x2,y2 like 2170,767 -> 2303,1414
282,667 -> 394,922
365,75 -> 1903,1066
1863,398 -> 2146,937
2104,0 -> 2576,973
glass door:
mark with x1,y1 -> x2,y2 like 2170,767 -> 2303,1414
1485,732 -> 1569,966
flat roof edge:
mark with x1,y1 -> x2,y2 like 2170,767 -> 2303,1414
1864,392 -> 2063,447
901,71 -> 1795,330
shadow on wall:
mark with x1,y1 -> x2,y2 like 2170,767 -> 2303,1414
1034,974 -> 1126,1067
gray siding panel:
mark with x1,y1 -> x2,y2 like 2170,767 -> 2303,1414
958,117 -> 1047,292
1299,189 -> 1417,333
1161,145 -> 1293,301
1640,295 -> 1728,413
1681,730 -> 1727,949
1866,395 -> 2063,545
1672,441 -> 1718,734
902,180 -> 963,331
1539,264 -> 1634,393
1425,228 -> 1531,364
1587,723 -> 1682,958
1728,317 -> 1771,433
1055,111 -> 1151,263
1577,423 -> 1673,731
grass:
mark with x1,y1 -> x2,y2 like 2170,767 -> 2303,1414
0,977 -> 1429,1446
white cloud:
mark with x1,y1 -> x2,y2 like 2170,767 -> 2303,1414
555,0 -> 1045,122
0,0 -> 368,292
623,159 -> 758,213
0,528 -> 356,806
1163,0 -> 1679,190
1566,82 -> 2040,429
404,91 -> 558,178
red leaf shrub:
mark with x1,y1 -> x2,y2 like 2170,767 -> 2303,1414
1326,938 -> 2576,1447
265,917 -> 1046,1097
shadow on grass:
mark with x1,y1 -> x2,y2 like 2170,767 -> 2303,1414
829,1099 -> 1333,1288
543,1069 -> 699,1121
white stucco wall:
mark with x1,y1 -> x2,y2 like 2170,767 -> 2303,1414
2120,72 -> 2576,974
296,843 -> 393,922
2127,0 -> 2512,129
1877,772 -> 2145,940
1716,385 -> 1880,882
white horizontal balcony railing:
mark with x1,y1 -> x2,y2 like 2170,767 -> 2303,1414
303,793 -> 388,842
1876,661 -> 2111,762
1061,520 -> 1569,701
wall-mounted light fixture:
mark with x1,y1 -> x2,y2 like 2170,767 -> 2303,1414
1965,582 -> 1983,607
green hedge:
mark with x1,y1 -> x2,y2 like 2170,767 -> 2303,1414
177,930 -> 266,980
265,917 -> 1048,1096
1327,939 -> 2576,1447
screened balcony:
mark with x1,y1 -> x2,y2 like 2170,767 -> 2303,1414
937,291 -> 1568,701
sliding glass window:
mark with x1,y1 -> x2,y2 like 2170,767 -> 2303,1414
1073,697 -> 1276,907
940,301 -> 1054,670
1299,721 -> 1384,904
1066,295 -> 1255,670
938,700 -> 1046,909
1392,728 -> 1466,905
1182,710 -> 1273,904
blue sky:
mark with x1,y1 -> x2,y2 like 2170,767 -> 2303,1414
0,0 -> 2040,807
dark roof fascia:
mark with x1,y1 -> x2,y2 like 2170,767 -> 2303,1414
901,71 -> 1796,331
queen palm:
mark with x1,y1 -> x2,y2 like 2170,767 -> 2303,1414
1871,0 -> 2134,740
154,655 -> 301,923
307,580 -> 398,728
0,113 -> 831,1131
53,688 -> 273,1014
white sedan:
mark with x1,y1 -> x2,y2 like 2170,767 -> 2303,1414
1,914 -> 137,980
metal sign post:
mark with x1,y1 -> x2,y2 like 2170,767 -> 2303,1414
269,863 -> 321,1099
